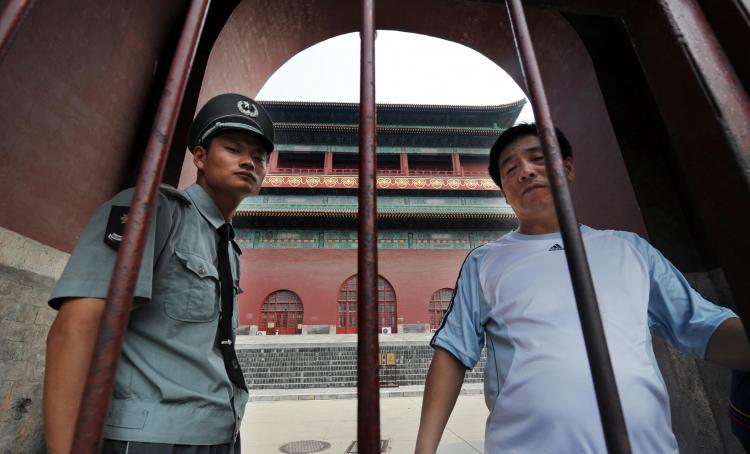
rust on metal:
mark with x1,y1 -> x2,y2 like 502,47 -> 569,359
357,0 -> 381,452
505,1 -> 632,453
70,0 -> 212,452
0,0 -> 35,63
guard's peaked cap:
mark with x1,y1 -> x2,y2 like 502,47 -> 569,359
187,93 -> 274,153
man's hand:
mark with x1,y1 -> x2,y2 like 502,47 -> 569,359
414,348 -> 466,454
705,317 -> 750,370
44,298 -> 106,454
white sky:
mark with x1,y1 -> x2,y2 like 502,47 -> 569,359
257,30 -> 534,124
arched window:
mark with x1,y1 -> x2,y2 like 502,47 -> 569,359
429,288 -> 454,330
261,290 -> 303,335
337,275 -> 397,334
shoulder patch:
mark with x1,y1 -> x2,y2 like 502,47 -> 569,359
104,206 -> 129,250
159,184 -> 191,205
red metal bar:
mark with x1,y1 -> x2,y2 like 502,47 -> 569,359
504,1 -> 631,453
70,1 -> 211,451
0,0 -> 34,63
357,0 -> 380,452
624,0 -> 750,341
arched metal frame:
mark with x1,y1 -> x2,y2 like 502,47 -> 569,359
24,0 -> 744,451
261,290 -> 303,335
337,275 -> 397,334
429,288 -> 454,330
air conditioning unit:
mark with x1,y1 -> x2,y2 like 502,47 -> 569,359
381,327 -> 392,334
256,331 -> 267,336
429,328 -> 437,333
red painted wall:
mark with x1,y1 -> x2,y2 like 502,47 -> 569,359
461,158 -> 490,174
0,0 -> 186,252
238,248 -> 468,329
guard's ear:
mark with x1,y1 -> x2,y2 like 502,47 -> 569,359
564,156 -> 575,182
193,145 -> 207,171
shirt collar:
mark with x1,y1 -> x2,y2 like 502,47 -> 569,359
185,184 -> 243,255
505,224 -> 591,241
185,184 -> 227,230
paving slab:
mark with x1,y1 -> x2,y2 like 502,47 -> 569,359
248,383 -> 483,402
241,394 -> 487,453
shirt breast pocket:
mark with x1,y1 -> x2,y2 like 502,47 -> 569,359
164,250 -> 220,322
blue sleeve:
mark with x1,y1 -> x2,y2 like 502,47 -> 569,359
430,246 -> 489,369
614,231 -> 737,359
48,189 -> 168,310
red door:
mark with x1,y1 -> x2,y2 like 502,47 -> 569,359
337,275 -> 397,334
261,290 -> 303,335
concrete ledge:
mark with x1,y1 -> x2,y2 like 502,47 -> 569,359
0,227 -> 68,280
236,333 -> 435,349
247,384 -> 483,402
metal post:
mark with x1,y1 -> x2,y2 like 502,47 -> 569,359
358,0 -> 381,452
70,1 -> 211,451
504,1 -> 631,453
0,0 -> 34,63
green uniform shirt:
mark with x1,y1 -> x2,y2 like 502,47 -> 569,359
49,184 -> 248,445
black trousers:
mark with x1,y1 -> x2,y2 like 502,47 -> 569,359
101,436 -> 240,454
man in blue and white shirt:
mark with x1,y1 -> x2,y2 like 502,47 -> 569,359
414,123 -> 750,453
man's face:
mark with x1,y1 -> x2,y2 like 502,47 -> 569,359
497,134 -> 575,224
193,131 -> 268,198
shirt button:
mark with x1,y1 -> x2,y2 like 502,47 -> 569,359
199,265 -> 205,274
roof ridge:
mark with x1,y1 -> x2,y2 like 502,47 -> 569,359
256,99 -> 526,110
274,123 -> 506,134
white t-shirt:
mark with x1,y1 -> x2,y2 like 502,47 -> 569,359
431,226 -> 736,453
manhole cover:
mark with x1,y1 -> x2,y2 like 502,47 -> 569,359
279,440 -> 331,453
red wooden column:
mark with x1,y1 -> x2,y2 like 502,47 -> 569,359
357,0 -> 381,451
451,153 -> 462,176
399,153 -> 409,176
268,150 -> 279,172
324,150 -> 333,174
70,0 -> 211,451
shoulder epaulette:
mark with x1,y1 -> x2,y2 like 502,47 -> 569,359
159,184 -> 192,205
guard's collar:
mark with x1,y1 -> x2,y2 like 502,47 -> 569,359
185,184 -> 243,255
185,184 -> 228,230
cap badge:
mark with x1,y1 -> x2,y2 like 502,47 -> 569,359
237,100 -> 259,118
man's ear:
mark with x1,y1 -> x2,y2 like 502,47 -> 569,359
193,146 -> 207,171
564,157 -> 575,182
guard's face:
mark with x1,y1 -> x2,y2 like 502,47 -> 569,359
497,134 -> 574,225
194,131 -> 268,198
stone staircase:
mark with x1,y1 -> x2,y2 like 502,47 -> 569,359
237,341 -> 486,390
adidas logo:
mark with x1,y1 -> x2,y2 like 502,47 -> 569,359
548,243 -> 564,251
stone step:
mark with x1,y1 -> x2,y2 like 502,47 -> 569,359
239,343 -> 487,390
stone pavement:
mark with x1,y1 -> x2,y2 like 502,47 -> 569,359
247,383 -> 483,402
240,393 -> 487,453
239,333 -> 487,452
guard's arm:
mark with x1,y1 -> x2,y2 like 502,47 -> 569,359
705,317 -> 750,370
415,348 -> 467,454
44,298 -> 106,454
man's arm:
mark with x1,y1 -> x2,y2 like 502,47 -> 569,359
415,348 -> 466,454
705,317 -> 750,370
44,298 -> 106,454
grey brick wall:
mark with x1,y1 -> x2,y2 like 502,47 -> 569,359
0,228 -> 67,454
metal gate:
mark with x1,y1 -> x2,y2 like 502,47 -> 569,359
3,0 -> 748,453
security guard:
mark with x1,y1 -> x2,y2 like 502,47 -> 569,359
43,93 -> 274,454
